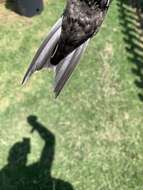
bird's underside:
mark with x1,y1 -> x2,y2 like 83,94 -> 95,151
51,0 -> 109,65
22,0 -> 111,97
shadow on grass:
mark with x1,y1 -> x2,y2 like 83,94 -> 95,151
0,115 -> 74,190
5,0 -> 18,13
5,0 -> 44,17
117,0 -> 143,101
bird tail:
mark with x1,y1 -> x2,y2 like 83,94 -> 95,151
22,17 -> 89,97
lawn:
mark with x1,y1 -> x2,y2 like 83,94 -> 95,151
0,0 -> 143,190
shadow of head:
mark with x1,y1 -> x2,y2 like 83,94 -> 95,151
8,138 -> 31,167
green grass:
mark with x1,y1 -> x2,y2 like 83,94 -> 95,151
0,0 -> 143,189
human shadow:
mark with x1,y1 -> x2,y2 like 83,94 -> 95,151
117,0 -> 143,101
5,0 -> 44,17
0,115 -> 74,190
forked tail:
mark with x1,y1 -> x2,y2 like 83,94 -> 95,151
22,18 -> 89,97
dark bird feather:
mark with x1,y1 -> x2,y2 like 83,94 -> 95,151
22,0 -> 111,97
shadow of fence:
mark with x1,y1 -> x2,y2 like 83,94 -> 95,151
117,0 -> 143,101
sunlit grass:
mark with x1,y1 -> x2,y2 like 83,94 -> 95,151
0,0 -> 143,190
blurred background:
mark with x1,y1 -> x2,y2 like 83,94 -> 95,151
0,0 -> 143,189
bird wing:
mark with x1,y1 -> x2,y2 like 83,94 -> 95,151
54,39 -> 89,98
22,18 -> 62,85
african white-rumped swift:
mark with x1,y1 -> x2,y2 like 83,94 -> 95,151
22,0 -> 111,97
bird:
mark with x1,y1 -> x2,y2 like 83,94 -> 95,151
22,0 -> 111,97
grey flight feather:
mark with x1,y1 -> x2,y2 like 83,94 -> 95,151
22,18 -> 62,85
54,39 -> 89,98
